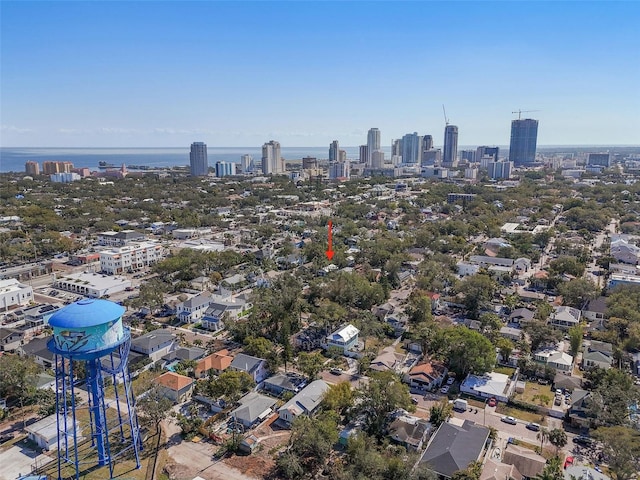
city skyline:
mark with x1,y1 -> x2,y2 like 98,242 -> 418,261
1,1 -> 639,148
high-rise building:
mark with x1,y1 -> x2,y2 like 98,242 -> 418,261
215,161 -> 235,177
329,140 -> 339,162
588,153 -> 612,167
488,160 -> 513,179
401,132 -> 423,166
422,135 -> 433,151
262,140 -> 283,175
476,146 -> 499,168
25,161 -> 40,175
43,161 -> 73,174
391,139 -> 402,157
189,142 -> 208,176
367,128 -> 381,166
422,149 -> 441,167
329,160 -> 350,180
240,154 -> 253,173
442,125 -> 458,168
460,150 -> 476,163
509,119 -> 538,166
371,150 -> 385,169
302,156 -> 318,169
359,145 -> 369,164
339,150 -> 347,162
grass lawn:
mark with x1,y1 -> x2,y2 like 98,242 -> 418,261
494,366 -> 516,376
496,404 -> 547,425
513,382 -> 554,407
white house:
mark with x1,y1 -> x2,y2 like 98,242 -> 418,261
534,349 -> 573,371
176,294 -> 213,324
278,380 -> 330,426
230,353 -> 269,383
549,306 -> 581,330
0,278 -> 33,312
325,324 -> 359,353
460,372 -> 516,403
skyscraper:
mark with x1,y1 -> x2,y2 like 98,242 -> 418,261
509,119 -> 538,166
189,142 -> 208,176
215,161 -> 234,177
262,140 -> 283,175
359,145 -> 369,164
422,135 -> 433,151
25,161 -> 40,175
476,146 -> 499,168
240,154 -> 253,173
329,140 -> 339,162
401,132 -> 422,166
442,125 -> 458,168
367,128 -> 381,166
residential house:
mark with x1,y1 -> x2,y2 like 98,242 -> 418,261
19,336 -> 55,368
263,373 -> 307,396
0,327 -> 25,352
195,349 -> 234,378
460,372 -> 516,403
480,458 -> 523,480
502,444 -> 546,480
406,360 -> 448,392
387,414 -> 432,451
190,276 -> 212,292
176,294 -> 213,324
549,306 -> 581,330
610,237 -> 640,265
162,346 -> 206,365
499,326 -> 522,342
567,388 -> 591,428
582,297 -> 607,323
156,371 -> 195,403
230,353 -> 269,383
325,324 -> 359,354
419,420 -> 490,479
509,308 -> 535,325
229,391 -> 277,428
130,328 -> 177,362
534,349 -> 573,372
582,341 -> 614,370
369,346 -> 403,373
278,380 -> 330,426
200,295 -> 251,332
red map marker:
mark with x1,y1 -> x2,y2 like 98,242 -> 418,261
326,220 -> 334,260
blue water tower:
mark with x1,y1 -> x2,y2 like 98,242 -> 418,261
47,299 -> 141,479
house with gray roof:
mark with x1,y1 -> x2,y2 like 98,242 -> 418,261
230,353 -> 269,383
19,336 -> 55,369
388,414 -> 432,451
509,308 -> 535,325
278,380 -> 330,426
0,327 -> 25,353
549,306 -> 581,330
502,444 -> 546,479
582,341 -> 614,370
176,294 -> 213,324
130,328 -> 177,362
263,373 -> 307,396
420,420 -> 490,479
230,391 -> 277,428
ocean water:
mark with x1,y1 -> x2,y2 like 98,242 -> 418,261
0,146 -> 380,173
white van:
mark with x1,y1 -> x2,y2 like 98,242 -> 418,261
453,399 -> 468,411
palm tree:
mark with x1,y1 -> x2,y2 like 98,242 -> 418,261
548,428 -> 567,455
537,427 -> 550,453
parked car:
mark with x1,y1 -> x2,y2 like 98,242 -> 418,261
0,433 -> 14,444
329,368 -> 343,375
563,456 -> 574,469
440,385 -> 450,394
573,435 -> 595,447
487,397 -> 497,407
526,422 -> 541,432
446,376 -> 455,385
501,416 -> 517,425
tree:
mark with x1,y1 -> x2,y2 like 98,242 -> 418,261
137,386 -> 174,435
455,274 -> 497,318
592,426 -> 640,480
496,337 -> 515,364
205,370 -> 255,402
451,461 -> 482,480
548,428 -> 567,454
567,324 -> 583,357
0,354 -> 39,426
535,456 -> 563,480
549,256 -> 585,277
537,427 -> 550,453
584,368 -> 640,427
525,321 -> 562,352
136,278 -> 167,313
355,371 -> 414,438
406,291 -> 433,324
297,352 -> 325,381
322,381 -> 354,414
558,278 -> 599,308
429,399 -> 453,428
440,327 -> 496,378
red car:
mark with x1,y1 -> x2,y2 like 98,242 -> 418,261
564,456 -> 574,469
488,397 -> 497,407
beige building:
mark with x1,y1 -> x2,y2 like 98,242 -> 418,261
99,242 -> 164,274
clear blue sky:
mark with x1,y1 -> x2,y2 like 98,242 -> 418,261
1,1 -> 639,148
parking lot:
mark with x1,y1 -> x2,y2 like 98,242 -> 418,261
0,440 -> 53,480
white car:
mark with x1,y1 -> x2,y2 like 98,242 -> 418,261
446,377 -> 455,385
501,416 -> 517,425
440,385 -> 450,394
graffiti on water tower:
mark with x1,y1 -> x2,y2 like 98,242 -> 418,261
53,319 -> 124,353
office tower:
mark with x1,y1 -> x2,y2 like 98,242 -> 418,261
367,128 -> 381,165
25,161 -> 40,175
339,150 -> 347,162
588,153 -> 612,167
240,154 -> 253,173
464,167 -> 478,180
391,139 -> 402,157
329,140 -> 339,162
509,119 -> 538,166
422,149 -> 441,167
422,135 -> 433,151
189,142 -> 209,176
359,145 -> 369,164
329,160 -> 350,180
371,150 -> 385,169
476,146 -> 499,168
401,132 -> 423,166
488,160 -> 513,179
302,156 -> 318,169
460,150 -> 476,163
442,125 -> 458,168
215,161 -> 234,177
262,140 -> 283,175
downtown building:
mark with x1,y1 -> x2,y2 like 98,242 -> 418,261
99,242 -> 165,275
25,161 -> 40,175
401,132 -> 423,166
240,154 -> 253,173
367,128 -> 381,166
476,146 -> 500,168
190,142 -> 209,176
262,140 -> 284,175
442,125 -> 459,168
487,160 -> 513,180
43,161 -> 73,174
215,161 -> 235,177
509,119 -> 538,166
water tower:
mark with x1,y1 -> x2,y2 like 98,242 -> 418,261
47,299 -> 141,479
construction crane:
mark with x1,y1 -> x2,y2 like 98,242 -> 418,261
512,109 -> 540,120
442,104 -> 450,126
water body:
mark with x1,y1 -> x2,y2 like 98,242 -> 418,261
0,147 -> 382,173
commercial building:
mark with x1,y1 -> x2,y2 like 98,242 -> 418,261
329,140 -> 339,162
99,242 -> 164,274
0,278 -> 34,311
359,145 -> 369,164
215,161 -> 235,177
189,142 -> 209,176
367,128 -> 381,166
401,132 -> 423,166
50,172 -> 81,183
97,230 -> 146,247
42,161 -> 73,174
422,135 -> 433,152
442,125 -> 458,168
371,150 -> 385,169
262,140 -> 283,175
53,272 -> 132,298
509,119 -> 538,166
329,160 -> 350,180
422,149 -> 441,167
476,146 -> 499,168
240,154 -> 253,173
487,160 -> 513,180
588,152 -> 612,168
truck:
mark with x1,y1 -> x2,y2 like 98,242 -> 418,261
453,399 -> 468,411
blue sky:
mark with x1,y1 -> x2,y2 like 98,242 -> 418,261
1,1 -> 639,147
